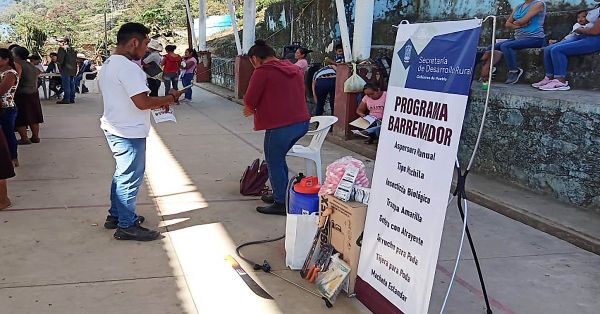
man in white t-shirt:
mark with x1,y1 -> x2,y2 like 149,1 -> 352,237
100,22 -> 183,241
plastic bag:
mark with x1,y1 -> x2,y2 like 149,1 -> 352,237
285,214 -> 319,270
319,156 -> 370,196
316,253 -> 351,305
343,63 -> 366,93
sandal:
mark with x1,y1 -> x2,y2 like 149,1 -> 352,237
0,199 -> 12,210
30,137 -> 40,143
17,139 -> 32,145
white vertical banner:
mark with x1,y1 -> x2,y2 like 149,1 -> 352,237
184,0 -> 196,48
227,0 -> 243,56
334,0 -> 353,62
356,20 -> 482,314
352,0 -> 375,61
242,0 -> 256,54
197,0 -> 207,51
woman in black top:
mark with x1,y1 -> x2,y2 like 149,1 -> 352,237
13,47 -> 44,145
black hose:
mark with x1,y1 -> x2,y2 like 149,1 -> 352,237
235,174 -> 302,270
236,235 -> 286,270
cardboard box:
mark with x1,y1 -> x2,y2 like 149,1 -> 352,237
320,194 -> 368,295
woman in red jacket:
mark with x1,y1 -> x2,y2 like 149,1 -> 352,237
243,40 -> 310,215
160,45 -> 182,96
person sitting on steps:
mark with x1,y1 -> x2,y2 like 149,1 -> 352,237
532,1 -> 600,91
356,83 -> 387,145
478,0 -> 547,85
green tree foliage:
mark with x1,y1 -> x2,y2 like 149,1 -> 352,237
0,0 -> 192,53
140,6 -> 173,35
1,0 -> 283,54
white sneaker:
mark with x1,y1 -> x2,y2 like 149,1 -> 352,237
532,76 -> 552,88
351,130 -> 370,138
538,79 -> 570,91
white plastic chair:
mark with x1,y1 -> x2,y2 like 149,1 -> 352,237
287,116 -> 338,183
81,66 -> 101,93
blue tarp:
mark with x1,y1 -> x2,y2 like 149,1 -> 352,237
194,15 -> 233,37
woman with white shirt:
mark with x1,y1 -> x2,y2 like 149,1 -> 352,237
533,1 -> 600,91
142,40 -> 163,97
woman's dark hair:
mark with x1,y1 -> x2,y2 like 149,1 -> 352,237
296,47 -> 313,58
247,40 -> 275,59
0,48 -> 16,69
12,46 -> 30,60
186,48 -> 199,61
363,82 -> 380,92
576,9 -> 588,16
50,52 -> 57,57
7,44 -> 19,51
334,43 -> 344,51
29,54 -> 41,61
165,45 -> 176,53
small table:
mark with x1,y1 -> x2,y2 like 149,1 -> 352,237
39,73 -> 61,100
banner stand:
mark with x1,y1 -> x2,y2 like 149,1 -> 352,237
439,16 -> 498,314
447,168 -> 493,314
355,17 -> 499,314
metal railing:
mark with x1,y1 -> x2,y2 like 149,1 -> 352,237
210,57 -> 236,91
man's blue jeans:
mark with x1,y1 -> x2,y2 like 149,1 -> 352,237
543,35 -> 600,78
264,121 -> 309,204
61,73 -> 75,102
494,37 -> 545,71
181,73 -> 194,100
365,120 -> 382,138
315,77 -> 336,116
104,131 -> 146,228
0,107 -> 17,160
73,75 -> 87,93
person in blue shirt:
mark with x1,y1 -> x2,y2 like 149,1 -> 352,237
325,43 -> 345,66
478,0 -> 546,85
74,53 -> 94,94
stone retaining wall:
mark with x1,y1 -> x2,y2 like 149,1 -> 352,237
460,85 -> 600,210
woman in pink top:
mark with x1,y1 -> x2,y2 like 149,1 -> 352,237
294,47 -> 311,73
356,83 -> 387,144
180,48 -> 198,102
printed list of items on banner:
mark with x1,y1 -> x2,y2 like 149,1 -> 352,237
360,88 -> 466,313
356,19 -> 479,314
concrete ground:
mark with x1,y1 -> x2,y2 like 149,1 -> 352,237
0,87 -> 598,314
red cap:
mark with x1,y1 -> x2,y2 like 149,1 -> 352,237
293,177 -> 321,194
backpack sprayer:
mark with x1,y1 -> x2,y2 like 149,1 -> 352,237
234,173 -> 334,307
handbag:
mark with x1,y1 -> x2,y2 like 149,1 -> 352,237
143,61 -> 163,78
240,158 -> 270,196
343,63 -> 367,93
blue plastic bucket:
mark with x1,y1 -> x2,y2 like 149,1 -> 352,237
288,187 -> 319,215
